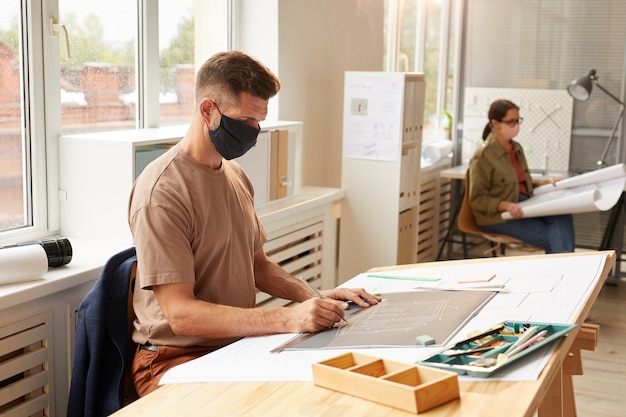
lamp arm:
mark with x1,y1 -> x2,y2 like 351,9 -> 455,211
594,81 -> 626,107
598,106 -> 624,166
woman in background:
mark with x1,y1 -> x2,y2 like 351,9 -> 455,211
468,99 -> 575,253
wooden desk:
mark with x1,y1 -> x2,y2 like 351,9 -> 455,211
440,164 -> 568,182
439,164 -> 467,181
112,251 -> 614,417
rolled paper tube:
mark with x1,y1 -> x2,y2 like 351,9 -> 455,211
423,140 -> 453,163
0,244 -> 48,285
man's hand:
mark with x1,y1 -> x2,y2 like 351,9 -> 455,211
287,288 -> 381,333
288,297 -> 348,333
320,287 -> 382,308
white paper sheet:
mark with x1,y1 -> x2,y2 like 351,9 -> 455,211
533,163 -> 626,195
160,253 -> 608,385
342,73 -> 404,162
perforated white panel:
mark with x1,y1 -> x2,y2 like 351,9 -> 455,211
462,88 -> 573,172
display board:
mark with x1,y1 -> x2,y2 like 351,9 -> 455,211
462,88 -> 573,172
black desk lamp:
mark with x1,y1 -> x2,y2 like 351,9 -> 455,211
567,69 -> 626,284
567,69 -> 626,167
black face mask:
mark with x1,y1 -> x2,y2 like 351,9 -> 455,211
208,114 -> 260,160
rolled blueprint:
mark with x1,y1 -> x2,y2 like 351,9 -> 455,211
0,244 -> 48,285
533,163 -> 626,195
423,140 -> 453,163
502,176 -> 625,220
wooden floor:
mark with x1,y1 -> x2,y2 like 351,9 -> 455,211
574,279 -> 626,417
441,238 -> 626,416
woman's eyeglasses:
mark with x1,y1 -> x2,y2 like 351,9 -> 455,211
500,117 -> 524,127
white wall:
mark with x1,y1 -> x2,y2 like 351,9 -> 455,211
239,0 -> 385,188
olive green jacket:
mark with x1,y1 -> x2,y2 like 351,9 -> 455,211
468,133 -> 534,226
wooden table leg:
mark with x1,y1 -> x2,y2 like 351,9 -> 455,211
539,366 -> 564,417
538,323 -> 599,417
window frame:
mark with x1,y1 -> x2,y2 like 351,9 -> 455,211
0,0 -> 51,245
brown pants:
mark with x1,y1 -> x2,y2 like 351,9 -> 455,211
131,344 -> 212,397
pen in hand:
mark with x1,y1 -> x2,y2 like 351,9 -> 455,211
299,276 -> 349,326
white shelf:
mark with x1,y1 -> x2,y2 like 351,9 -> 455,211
338,72 -> 426,282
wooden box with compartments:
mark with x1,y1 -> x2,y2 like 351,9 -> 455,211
311,352 -> 459,413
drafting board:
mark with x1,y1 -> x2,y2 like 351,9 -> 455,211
284,290 -> 494,350
159,252 -> 611,384
462,88 -> 573,172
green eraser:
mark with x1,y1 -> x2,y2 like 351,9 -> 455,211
416,335 -> 435,346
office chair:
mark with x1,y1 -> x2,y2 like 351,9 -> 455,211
67,247 -> 139,417
457,171 -> 541,257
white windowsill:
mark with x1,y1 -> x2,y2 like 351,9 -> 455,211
0,238 -> 128,311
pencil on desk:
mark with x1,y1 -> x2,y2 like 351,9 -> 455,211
299,276 -> 349,326
503,325 -> 539,355
507,330 -> 547,357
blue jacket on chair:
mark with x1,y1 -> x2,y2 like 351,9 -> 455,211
67,247 -> 137,417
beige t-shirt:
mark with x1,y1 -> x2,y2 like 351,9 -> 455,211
128,144 -> 266,348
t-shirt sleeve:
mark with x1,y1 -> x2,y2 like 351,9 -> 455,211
130,202 -> 196,289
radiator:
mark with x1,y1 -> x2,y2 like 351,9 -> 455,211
257,216 -> 325,307
0,312 -> 52,417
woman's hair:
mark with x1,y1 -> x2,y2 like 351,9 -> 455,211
482,99 -> 520,140
194,51 -> 281,108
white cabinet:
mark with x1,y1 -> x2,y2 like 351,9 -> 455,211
338,72 -> 425,283
59,122 -> 303,245
59,125 -> 184,245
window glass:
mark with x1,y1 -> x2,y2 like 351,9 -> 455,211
0,1 -> 27,231
59,0 -> 137,134
397,0 -> 417,72
443,1 -> 459,139
159,0 -> 195,126
384,0 -> 449,141
422,0 -> 443,141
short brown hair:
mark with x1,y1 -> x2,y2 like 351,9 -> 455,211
195,51 -> 281,107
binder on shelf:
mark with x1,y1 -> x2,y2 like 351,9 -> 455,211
399,149 -> 409,210
269,129 -> 289,201
397,208 -> 416,264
